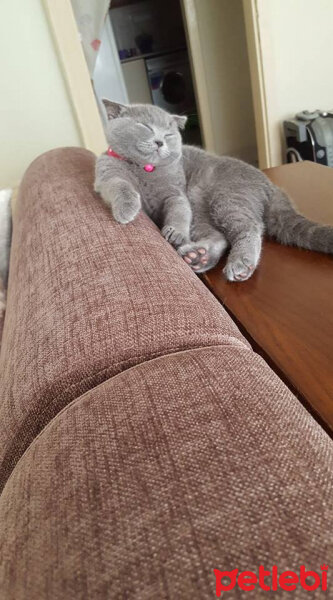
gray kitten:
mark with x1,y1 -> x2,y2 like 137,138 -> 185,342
95,101 -> 333,281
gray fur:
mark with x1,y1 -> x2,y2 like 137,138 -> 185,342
95,101 -> 190,247
95,102 -> 333,281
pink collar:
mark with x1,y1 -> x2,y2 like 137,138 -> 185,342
107,147 -> 155,172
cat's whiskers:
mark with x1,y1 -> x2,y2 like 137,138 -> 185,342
136,142 -> 154,156
157,147 -> 170,159
137,141 -> 171,161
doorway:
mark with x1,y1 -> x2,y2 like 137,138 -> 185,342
99,0 -> 202,146
51,0 -> 258,163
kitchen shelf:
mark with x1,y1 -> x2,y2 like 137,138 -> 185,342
120,46 -> 187,64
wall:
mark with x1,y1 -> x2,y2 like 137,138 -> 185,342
184,0 -> 257,164
0,0 -> 82,189
252,0 -> 333,167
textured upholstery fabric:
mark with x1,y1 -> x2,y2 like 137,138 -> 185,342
0,148 -> 247,489
1,347 -> 332,600
1,147 -> 332,599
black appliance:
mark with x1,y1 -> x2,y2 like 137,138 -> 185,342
284,110 -> 333,166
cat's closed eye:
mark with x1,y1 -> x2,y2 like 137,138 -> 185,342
137,123 -> 154,132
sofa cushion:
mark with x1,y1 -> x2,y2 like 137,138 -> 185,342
1,346 -> 331,600
0,148 -> 247,490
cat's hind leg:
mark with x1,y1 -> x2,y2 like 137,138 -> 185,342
223,231 -> 262,281
178,229 -> 227,274
210,192 -> 264,281
220,219 -> 263,281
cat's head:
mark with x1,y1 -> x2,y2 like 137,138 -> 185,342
102,100 -> 186,167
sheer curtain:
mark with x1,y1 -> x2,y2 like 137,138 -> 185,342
71,0 -> 110,75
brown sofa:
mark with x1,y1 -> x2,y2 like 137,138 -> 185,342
0,148 -> 332,599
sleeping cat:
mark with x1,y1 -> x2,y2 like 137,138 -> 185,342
95,101 -> 333,281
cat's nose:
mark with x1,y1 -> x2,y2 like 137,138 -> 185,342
155,140 -> 163,148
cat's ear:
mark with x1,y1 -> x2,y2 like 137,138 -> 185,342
173,115 -> 187,130
102,99 -> 126,120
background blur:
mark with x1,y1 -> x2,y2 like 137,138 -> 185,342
1,0 -> 333,190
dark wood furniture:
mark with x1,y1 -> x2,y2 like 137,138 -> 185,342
203,161 -> 333,434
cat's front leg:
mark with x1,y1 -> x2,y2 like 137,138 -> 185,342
96,177 -> 141,224
161,195 -> 192,248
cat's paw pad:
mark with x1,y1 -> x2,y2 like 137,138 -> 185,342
223,257 -> 255,282
162,226 -> 188,248
178,244 -> 214,273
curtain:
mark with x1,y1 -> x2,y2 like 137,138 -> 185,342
71,0 -> 110,75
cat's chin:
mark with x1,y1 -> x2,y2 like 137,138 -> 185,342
129,149 -> 181,167
152,153 -> 181,167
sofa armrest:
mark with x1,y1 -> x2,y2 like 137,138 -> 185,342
0,147 -> 247,489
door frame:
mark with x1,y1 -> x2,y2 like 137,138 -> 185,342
43,0 -> 106,155
182,0 -> 268,165
181,0 -> 215,152
242,0 -> 270,168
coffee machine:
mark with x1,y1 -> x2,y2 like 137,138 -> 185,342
283,110 -> 333,166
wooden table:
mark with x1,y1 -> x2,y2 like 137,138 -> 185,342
203,161 -> 333,434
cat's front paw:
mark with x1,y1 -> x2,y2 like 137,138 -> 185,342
161,225 -> 188,248
112,190 -> 141,224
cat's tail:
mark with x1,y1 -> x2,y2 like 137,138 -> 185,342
265,186 -> 333,254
